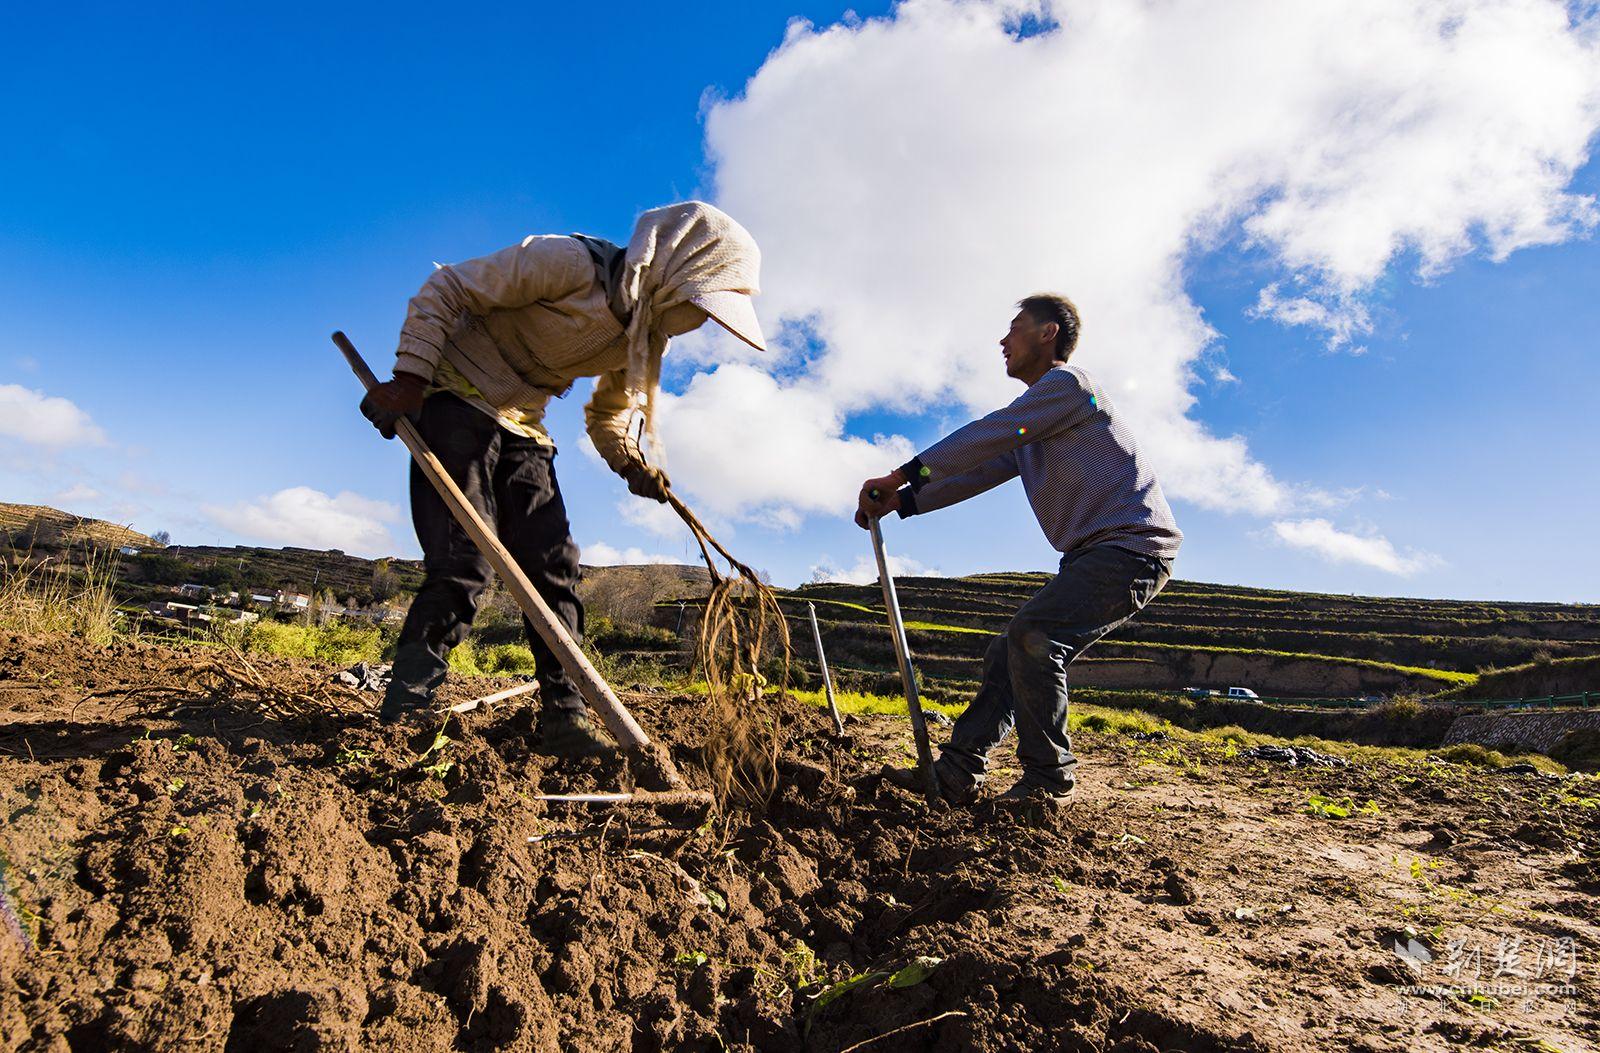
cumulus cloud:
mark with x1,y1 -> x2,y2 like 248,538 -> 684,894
657,364 -> 914,528
581,541 -> 683,566
52,483 -> 102,506
809,552 -> 941,585
203,487 -> 401,557
1271,519 -> 1442,576
0,385 -> 108,447
668,0 -> 1600,529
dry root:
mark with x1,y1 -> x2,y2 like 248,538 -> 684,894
72,644 -> 365,723
666,492 -> 791,806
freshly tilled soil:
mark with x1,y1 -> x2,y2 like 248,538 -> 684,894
1,631 -> 1597,1052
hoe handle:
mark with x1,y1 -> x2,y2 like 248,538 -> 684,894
331,331 -> 652,752
870,516 -> 940,804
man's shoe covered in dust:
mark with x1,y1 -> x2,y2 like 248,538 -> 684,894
997,775 -> 1076,803
539,710 -> 613,757
880,758 -> 979,804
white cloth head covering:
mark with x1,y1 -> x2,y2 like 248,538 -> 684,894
619,201 -> 764,464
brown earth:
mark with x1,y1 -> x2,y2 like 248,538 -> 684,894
2,631 -> 1598,1052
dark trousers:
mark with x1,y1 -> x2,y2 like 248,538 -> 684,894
387,392 -> 584,715
941,544 -> 1172,791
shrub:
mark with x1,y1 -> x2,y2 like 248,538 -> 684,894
1070,707 -> 1164,737
1369,696 -> 1424,721
240,620 -> 385,667
479,643 -> 538,675
1549,729 -> 1600,773
1433,743 -> 1510,769
1204,725 -> 1259,745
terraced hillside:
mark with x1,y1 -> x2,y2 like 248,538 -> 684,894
702,575 -> 1600,703
0,502 -> 157,551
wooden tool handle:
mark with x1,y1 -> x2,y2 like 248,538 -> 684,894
331,331 -> 653,753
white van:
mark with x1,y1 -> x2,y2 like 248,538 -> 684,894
1225,686 -> 1260,700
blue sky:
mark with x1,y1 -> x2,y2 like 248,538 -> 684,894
2,1 -> 1597,602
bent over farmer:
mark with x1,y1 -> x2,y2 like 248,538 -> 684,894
360,202 -> 766,752
858,295 -> 1180,802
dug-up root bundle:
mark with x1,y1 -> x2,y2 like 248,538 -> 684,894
665,491 -> 791,806
72,644 -> 365,724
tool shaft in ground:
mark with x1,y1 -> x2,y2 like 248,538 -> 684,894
869,516 -> 940,803
807,602 -> 845,735
332,331 -> 652,754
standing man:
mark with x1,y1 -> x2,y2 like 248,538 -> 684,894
857,295 -> 1181,802
359,202 -> 766,753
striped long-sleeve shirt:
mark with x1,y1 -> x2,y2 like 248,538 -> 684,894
896,364 -> 1182,560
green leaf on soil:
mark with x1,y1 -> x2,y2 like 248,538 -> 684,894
888,956 -> 942,988
676,951 -> 708,967
703,887 -> 727,913
1305,793 -> 1354,819
806,970 -> 890,1033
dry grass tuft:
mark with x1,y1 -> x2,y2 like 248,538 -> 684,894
0,546 -> 121,646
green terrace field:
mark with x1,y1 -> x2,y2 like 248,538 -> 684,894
660,573 -> 1600,704
6,502 -> 1598,705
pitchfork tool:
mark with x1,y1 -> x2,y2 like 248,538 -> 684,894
331,332 -> 681,789
807,601 -> 846,737
868,510 -> 940,804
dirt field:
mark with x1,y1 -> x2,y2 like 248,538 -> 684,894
2,631 -> 1597,1052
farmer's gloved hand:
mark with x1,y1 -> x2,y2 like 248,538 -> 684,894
855,471 -> 904,529
360,372 -> 428,439
621,460 -> 672,503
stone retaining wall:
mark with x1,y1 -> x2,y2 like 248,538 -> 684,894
1442,710 -> 1600,754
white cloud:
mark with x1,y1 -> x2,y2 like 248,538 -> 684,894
617,496 -> 699,540
1271,518 -> 1442,576
809,552 -> 941,585
1250,283 -> 1370,353
202,487 -> 401,557
0,385 -> 108,447
657,364 -> 914,529
673,0 -> 1600,527
581,541 -> 682,566
52,483 -> 101,506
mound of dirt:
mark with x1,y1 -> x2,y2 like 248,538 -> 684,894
2,631 -> 1598,1051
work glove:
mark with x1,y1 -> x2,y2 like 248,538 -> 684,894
360,373 -> 428,439
620,460 -> 672,504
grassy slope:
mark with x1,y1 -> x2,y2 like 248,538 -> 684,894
0,502 -> 158,550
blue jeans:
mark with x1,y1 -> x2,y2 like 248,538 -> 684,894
940,544 -> 1172,791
